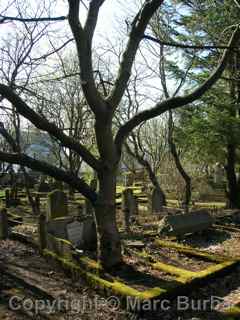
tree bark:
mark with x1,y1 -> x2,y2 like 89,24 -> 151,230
94,169 -> 122,270
225,143 -> 240,208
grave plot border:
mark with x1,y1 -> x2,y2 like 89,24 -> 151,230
2,208 -> 240,314
42,233 -> 239,310
154,239 -> 238,283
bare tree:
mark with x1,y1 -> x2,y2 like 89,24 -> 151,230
0,1 -> 239,268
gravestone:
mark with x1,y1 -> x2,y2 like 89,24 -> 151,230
83,199 -> 94,217
213,163 -> 225,185
67,219 -> 97,250
5,187 -> 20,207
0,208 -> 8,239
5,189 -> 10,208
149,187 -> 165,213
122,188 -> 138,232
37,177 -> 52,192
47,190 -> 68,221
47,216 -> 74,239
38,213 -> 47,252
232,211 -> 240,224
158,209 -> 214,237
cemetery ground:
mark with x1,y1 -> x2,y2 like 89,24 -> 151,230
1,186 -> 240,319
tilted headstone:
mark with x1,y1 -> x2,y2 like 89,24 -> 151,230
158,209 -> 214,237
122,188 -> 138,232
47,190 -> 68,221
0,208 -> 8,240
67,219 -> 97,250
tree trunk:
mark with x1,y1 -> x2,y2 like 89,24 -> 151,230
168,111 -> 191,211
93,117 -> 122,270
145,161 -> 166,206
124,142 -> 166,206
21,167 -> 39,215
94,170 -> 122,270
225,143 -> 240,208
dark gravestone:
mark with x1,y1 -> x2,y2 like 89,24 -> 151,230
47,216 -> 74,239
0,208 -> 8,239
38,213 -> 47,252
5,189 -> 10,208
38,181 -> 51,193
122,188 -> 138,232
158,210 -> 214,237
150,187 -> 165,214
47,190 -> 68,221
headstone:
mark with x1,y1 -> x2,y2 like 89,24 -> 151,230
232,211 -> 240,224
122,188 -> 138,232
5,189 -> 10,208
5,187 -> 20,207
0,208 -> 8,239
35,195 -> 40,212
47,216 -> 74,239
158,209 -> 214,237
67,219 -> 97,250
83,199 -> 94,217
38,213 -> 47,252
150,187 -> 165,213
38,180 -> 51,192
213,163 -> 225,185
47,190 -> 68,221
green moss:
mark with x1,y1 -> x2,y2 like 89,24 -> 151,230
153,261 -> 195,280
223,306 -> 240,316
139,287 -> 166,300
43,249 -> 143,298
195,260 -> 237,278
155,239 -> 227,262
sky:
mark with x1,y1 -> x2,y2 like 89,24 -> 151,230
0,0 -> 187,123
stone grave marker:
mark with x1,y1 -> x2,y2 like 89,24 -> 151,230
5,189 -> 10,208
47,216 -> 74,239
38,179 -> 51,192
0,208 -> 8,239
67,219 -> 97,250
150,187 -> 166,214
158,209 -> 214,237
67,221 -> 84,247
122,188 -> 138,232
47,190 -> 68,221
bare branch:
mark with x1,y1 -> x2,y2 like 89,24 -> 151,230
68,0 -> 106,116
0,151 -> 97,202
0,84 -> 100,171
143,34 -> 240,50
107,0 -> 164,108
115,25 -> 240,152
84,0 -> 105,42
0,15 -> 67,23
